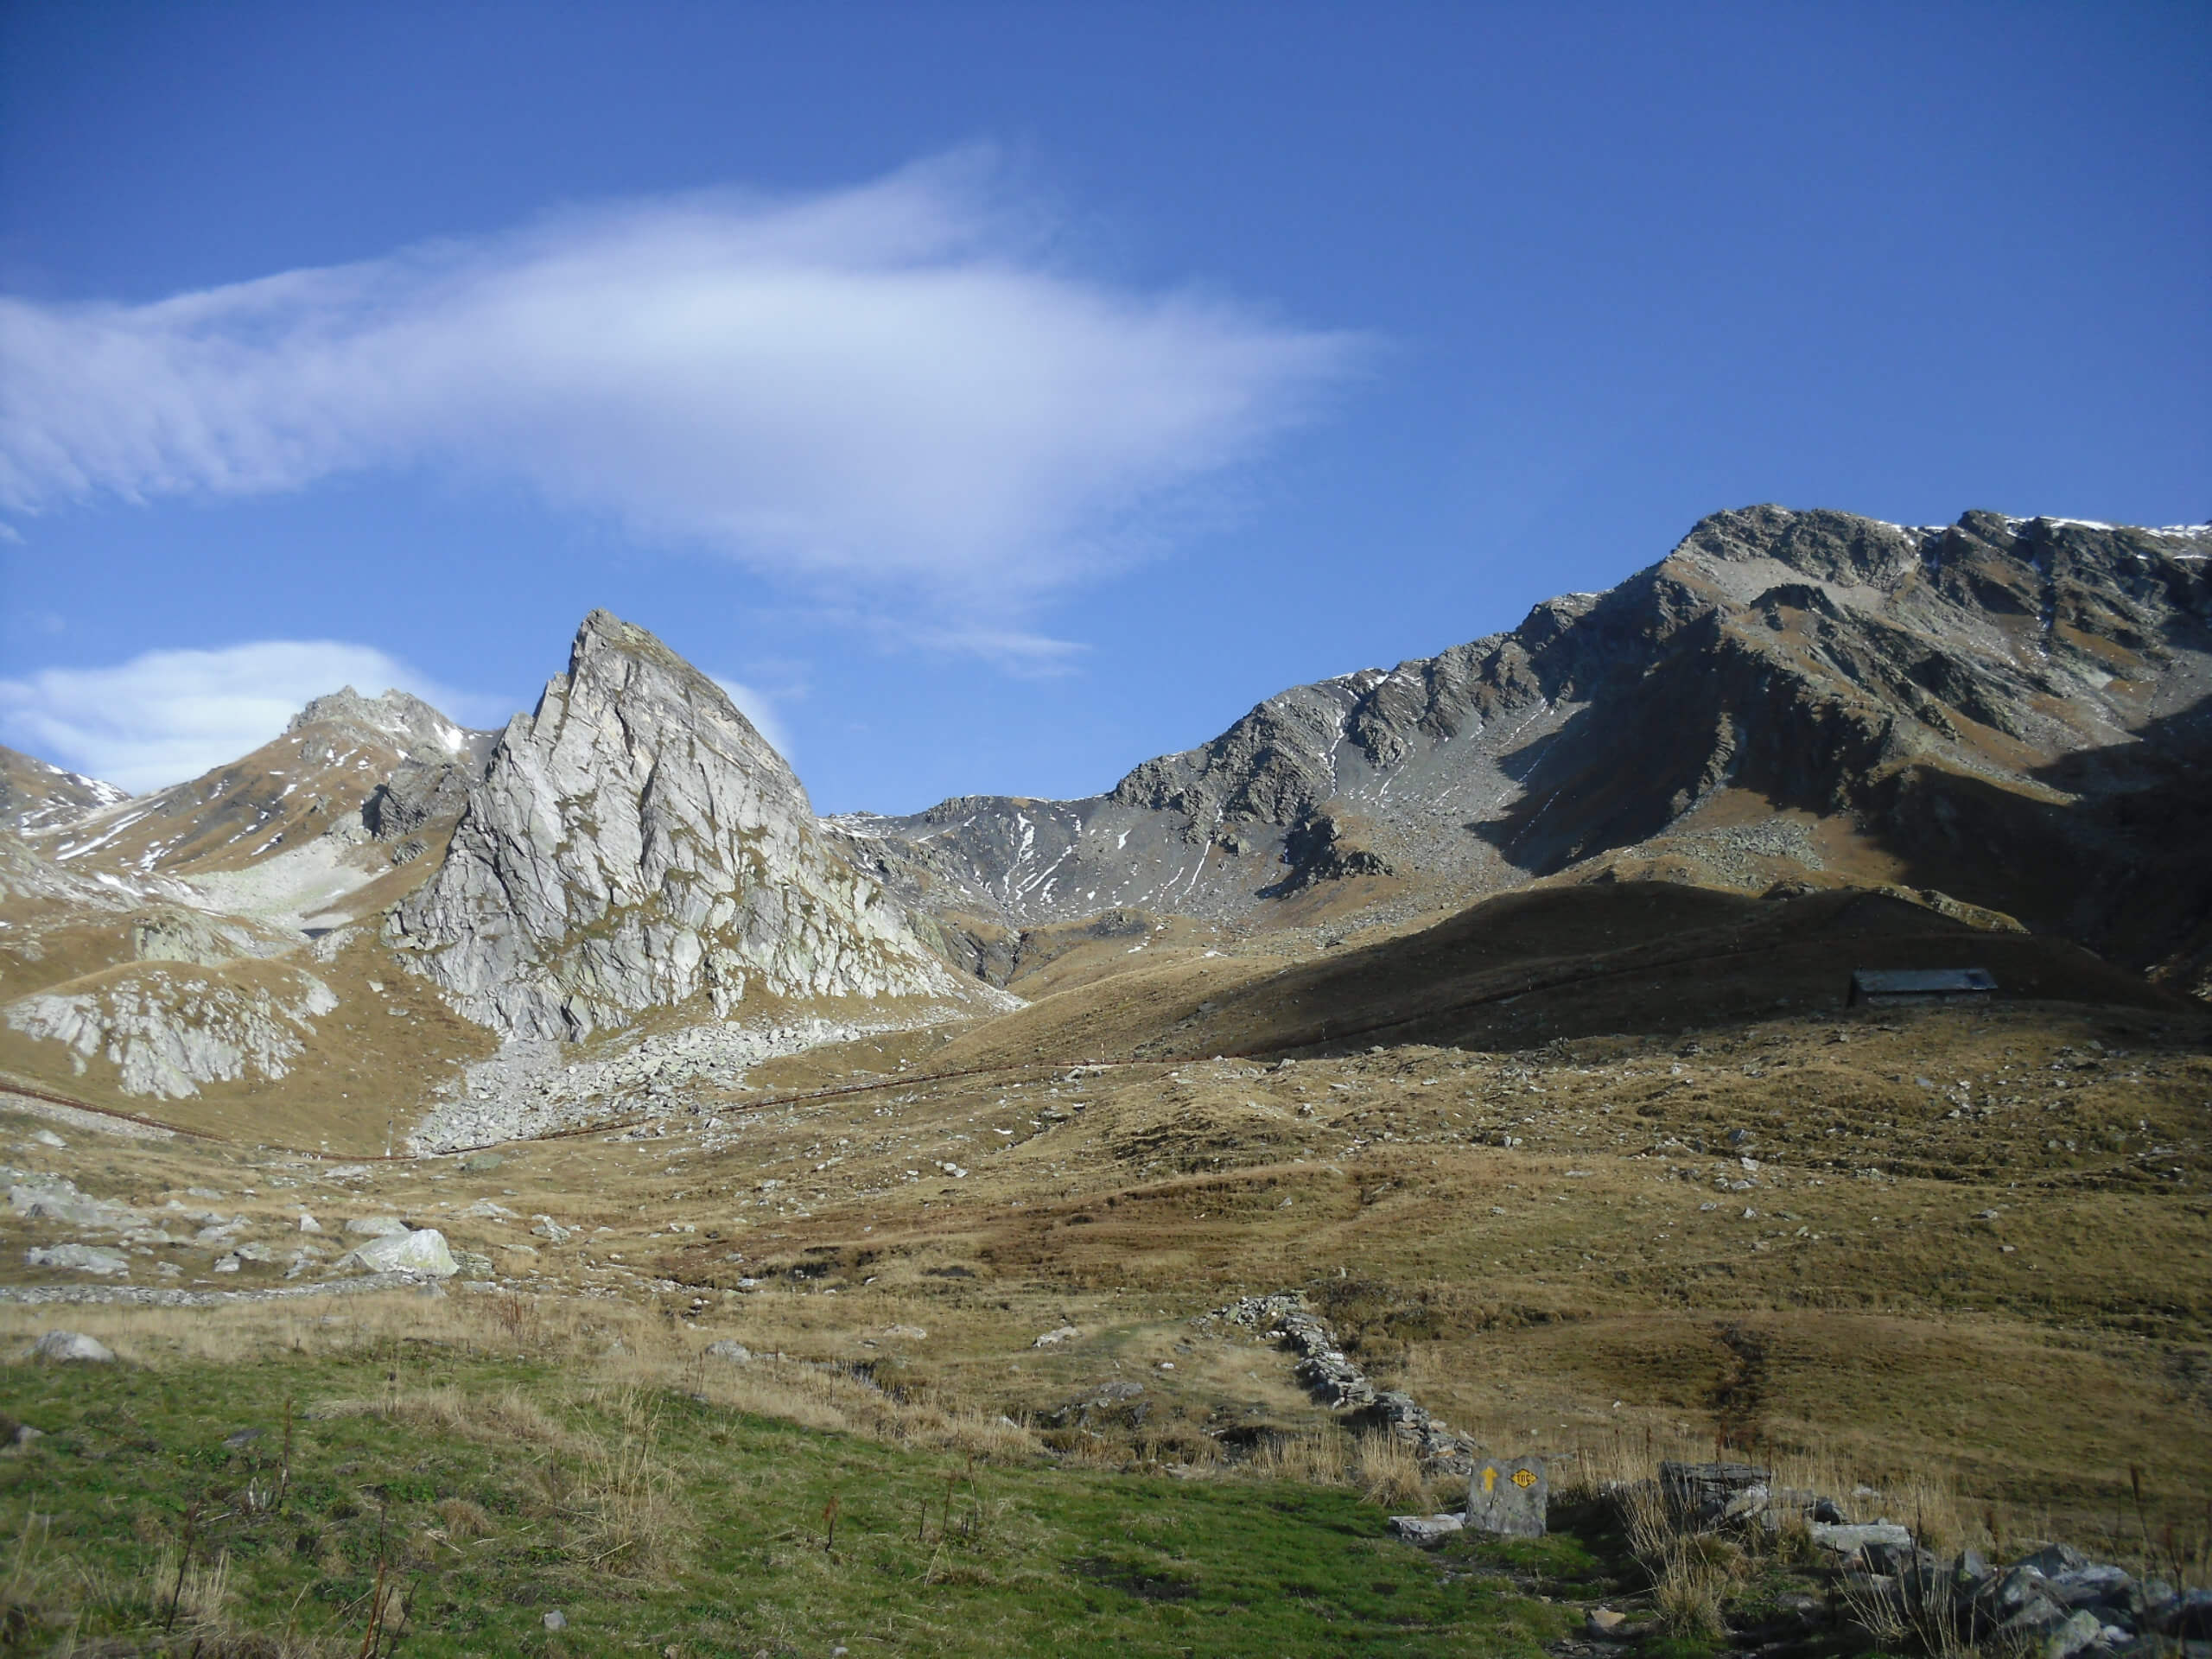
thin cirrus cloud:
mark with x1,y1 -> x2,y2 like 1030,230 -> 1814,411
0,641 -> 489,795
0,154 -> 1365,654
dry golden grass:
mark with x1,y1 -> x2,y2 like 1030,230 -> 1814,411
1352,1431 -> 1433,1513
5,971 -> 2209,1548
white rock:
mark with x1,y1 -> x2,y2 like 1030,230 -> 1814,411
342,1216 -> 410,1237
30,1129 -> 65,1148
297,1213 -> 321,1233
30,1330 -> 114,1363
531,1215 -> 571,1243
337,1228 -> 458,1277
27,1243 -> 130,1276
1033,1325 -> 1080,1348
704,1340 -> 752,1363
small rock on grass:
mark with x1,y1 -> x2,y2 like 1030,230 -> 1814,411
30,1330 -> 114,1363
704,1341 -> 751,1363
543,1611 -> 567,1631
1388,1514 -> 1464,1547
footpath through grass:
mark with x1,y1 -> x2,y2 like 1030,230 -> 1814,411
1,1347 -> 1583,1657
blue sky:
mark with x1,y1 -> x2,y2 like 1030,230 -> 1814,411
2,3 -> 2205,809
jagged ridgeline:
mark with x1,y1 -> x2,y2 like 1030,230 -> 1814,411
837,507 -> 2212,996
1,505 -> 2207,1130
385,610 -> 969,1040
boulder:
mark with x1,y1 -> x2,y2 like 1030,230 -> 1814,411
703,1341 -> 752,1363
1809,1521 -> 1915,1559
26,1243 -> 130,1276
30,1330 -> 115,1363
1387,1514 -> 1464,1547
2153,1586 -> 2212,1638
342,1216 -> 410,1237
2041,1609 -> 2104,1659
337,1228 -> 458,1277
9,1180 -> 147,1233
2048,1565 -> 2134,1609
1660,1460 -> 1773,1528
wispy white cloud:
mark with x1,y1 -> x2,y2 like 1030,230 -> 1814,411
0,642 -> 484,794
0,154 -> 1363,655
709,675 -> 793,762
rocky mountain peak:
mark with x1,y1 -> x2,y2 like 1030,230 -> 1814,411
0,745 -> 130,836
388,610 -> 962,1040
285,686 -> 486,766
549,608 -> 804,814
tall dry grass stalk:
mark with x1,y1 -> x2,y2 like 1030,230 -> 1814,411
1353,1432 -> 1433,1513
1243,1429 -> 1351,1487
570,1387 -> 683,1575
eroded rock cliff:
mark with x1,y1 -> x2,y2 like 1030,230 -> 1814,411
387,611 -> 968,1040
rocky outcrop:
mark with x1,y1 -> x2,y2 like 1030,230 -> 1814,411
3,964 -> 339,1097
387,611 -> 969,1041
842,509 -> 2212,986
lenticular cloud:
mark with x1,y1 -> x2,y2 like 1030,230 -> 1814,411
0,156 -> 1359,612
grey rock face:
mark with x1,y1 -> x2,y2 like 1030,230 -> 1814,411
26,1243 -> 130,1276
287,687 -> 497,767
388,611 -> 965,1040
839,509 -> 2212,985
4,965 -> 339,1098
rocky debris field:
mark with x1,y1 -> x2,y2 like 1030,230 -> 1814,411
1574,1457 -> 2212,1658
407,1003 -> 982,1153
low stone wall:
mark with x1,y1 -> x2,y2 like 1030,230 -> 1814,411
1214,1292 -> 1471,1473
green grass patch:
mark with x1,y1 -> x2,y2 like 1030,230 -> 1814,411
3,1351 -> 1579,1656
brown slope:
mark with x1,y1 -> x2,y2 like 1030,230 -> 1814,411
32,689 -> 495,880
935,881 -> 2185,1071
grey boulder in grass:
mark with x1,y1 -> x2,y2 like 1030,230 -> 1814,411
30,1330 -> 115,1363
